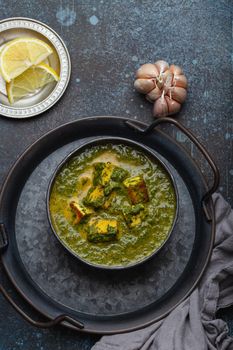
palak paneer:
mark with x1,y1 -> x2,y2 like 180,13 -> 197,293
49,144 -> 176,267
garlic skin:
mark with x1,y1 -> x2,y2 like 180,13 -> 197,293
134,60 -> 188,118
146,85 -> 161,102
136,63 -> 159,79
170,86 -> 187,104
162,70 -> 173,92
169,64 -> 183,75
134,78 -> 155,94
173,74 -> 187,89
153,93 -> 168,117
165,96 -> 181,115
155,60 -> 169,74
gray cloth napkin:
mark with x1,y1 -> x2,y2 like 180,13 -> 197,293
92,193 -> 233,350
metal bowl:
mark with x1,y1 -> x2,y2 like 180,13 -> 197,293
0,17 -> 71,119
47,137 -> 179,270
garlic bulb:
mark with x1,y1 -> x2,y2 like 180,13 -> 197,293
134,60 -> 188,118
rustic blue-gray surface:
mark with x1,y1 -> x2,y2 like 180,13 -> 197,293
0,0 -> 232,349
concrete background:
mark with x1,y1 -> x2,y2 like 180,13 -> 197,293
0,0 -> 232,349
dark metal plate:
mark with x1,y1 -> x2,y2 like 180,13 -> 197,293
0,117 -> 214,334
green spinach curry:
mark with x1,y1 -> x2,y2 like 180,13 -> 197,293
49,144 -> 176,267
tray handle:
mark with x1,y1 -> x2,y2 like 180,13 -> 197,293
0,283 -> 84,329
0,255 -> 84,330
125,117 -> 220,221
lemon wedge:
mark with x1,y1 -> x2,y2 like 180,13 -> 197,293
6,62 -> 59,104
0,38 -> 53,82
0,44 -> 7,95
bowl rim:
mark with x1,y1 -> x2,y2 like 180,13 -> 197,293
46,136 -> 179,270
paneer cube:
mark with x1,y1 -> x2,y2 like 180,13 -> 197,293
70,200 -> 93,224
83,185 -> 105,208
123,176 -> 149,204
123,203 -> 145,228
101,162 -> 115,186
111,166 -> 128,182
93,162 -> 114,186
130,215 -> 142,228
103,191 -> 116,209
93,162 -> 128,187
87,218 -> 118,243
104,181 -> 121,196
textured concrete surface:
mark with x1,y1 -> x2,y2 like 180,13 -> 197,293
0,0 -> 232,349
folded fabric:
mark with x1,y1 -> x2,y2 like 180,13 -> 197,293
92,193 -> 233,350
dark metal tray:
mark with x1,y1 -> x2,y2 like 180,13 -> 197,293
0,116 -> 219,334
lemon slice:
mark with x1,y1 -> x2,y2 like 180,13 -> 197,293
0,44 -> 5,54
0,44 -> 7,95
6,62 -> 59,104
0,38 -> 53,82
